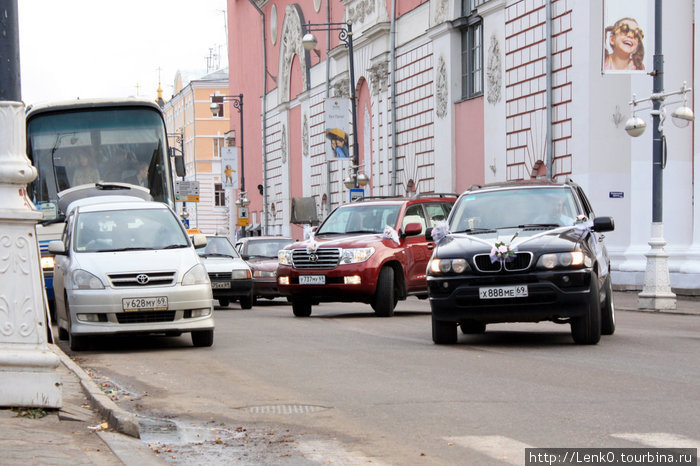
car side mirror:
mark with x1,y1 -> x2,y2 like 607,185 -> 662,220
592,216 -> 615,232
192,234 -> 207,249
403,222 -> 422,237
425,227 -> 434,241
48,240 -> 67,255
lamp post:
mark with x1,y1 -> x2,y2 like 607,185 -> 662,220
624,0 -> 694,310
302,21 -> 362,190
210,94 -> 250,236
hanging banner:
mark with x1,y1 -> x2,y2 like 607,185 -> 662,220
221,146 -> 238,189
602,0 -> 653,74
324,98 -> 350,160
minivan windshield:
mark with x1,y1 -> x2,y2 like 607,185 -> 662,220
450,187 -> 579,232
75,208 -> 187,252
316,205 -> 401,235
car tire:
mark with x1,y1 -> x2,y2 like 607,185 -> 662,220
240,294 -> 253,310
192,329 -> 214,347
460,320 -> 486,334
571,273 -> 602,345
218,299 -> 230,307
58,326 -> 69,341
601,275 -> 616,335
292,298 -> 312,317
372,267 -> 396,317
432,316 -> 457,344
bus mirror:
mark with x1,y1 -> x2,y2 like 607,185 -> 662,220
174,155 -> 186,177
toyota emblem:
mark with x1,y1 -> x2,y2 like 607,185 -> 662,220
136,274 -> 150,285
309,253 -> 318,262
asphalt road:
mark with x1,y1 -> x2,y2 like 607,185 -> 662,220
56,298 -> 700,465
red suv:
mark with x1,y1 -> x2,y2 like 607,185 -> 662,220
277,194 -> 456,317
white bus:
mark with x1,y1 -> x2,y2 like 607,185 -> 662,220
25,98 -> 184,313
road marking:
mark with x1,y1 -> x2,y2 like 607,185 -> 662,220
445,435 -> 534,465
612,433 -> 700,457
295,440 -> 390,465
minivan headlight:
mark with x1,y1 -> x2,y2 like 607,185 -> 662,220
340,247 -> 375,264
70,269 -> 104,289
537,251 -> 590,269
278,250 -> 293,265
429,258 -> 470,275
182,263 -> 210,286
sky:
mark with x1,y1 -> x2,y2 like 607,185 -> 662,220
18,0 -> 228,105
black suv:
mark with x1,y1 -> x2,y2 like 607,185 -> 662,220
426,180 -> 615,345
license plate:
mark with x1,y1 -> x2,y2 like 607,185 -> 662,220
299,275 -> 325,285
122,296 -> 168,312
211,282 -> 231,289
479,285 -> 528,299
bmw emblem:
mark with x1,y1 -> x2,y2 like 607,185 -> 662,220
136,274 -> 150,285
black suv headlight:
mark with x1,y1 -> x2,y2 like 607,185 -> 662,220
536,251 -> 592,269
429,258 -> 470,275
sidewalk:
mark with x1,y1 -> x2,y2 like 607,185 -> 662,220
0,344 -> 164,465
1,294 -> 698,465
613,289 -> 700,316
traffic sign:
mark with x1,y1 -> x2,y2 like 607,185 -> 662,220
350,188 -> 364,202
238,207 -> 249,226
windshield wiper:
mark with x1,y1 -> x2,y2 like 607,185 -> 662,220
200,252 -> 235,257
455,228 -> 496,234
499,224 -> 559,229
162,244 -> 188,249
345,229 -> 377,234
107,247 -> 153,252
40,216 -> 66,226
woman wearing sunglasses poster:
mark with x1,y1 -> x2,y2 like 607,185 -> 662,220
603,17 -> 645,71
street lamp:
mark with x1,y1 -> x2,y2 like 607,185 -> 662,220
302,21 -> 364,190
210,94 -> 250,234
623,0 -> 695,310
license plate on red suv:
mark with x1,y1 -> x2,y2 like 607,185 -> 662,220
299,275 -> 325,285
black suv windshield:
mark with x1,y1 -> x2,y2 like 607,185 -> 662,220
450,187 -> 579,231
316,204 -> 402,235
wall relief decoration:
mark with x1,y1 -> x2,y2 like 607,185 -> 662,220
303,114 -> 309,158
435,56 -> 448,119
279,5 -> 308,104
487,34 -> 502,105
270,5 -> 278,45
281,124 -> 288,164
433,0 -> 448,25
368,60 -> 388,96
332,77 -> 350,98
347,0 -> 376,24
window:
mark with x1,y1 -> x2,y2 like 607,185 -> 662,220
211,95 -> 224,118
459,12 -> 483,99
214,183 -> 226,207
213,137 -> 224,158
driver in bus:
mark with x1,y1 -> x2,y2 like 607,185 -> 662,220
71,148 -> 101,187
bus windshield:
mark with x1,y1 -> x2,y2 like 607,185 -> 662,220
26,106 -> 175,218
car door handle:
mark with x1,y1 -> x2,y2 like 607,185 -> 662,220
427,243 -> 435,250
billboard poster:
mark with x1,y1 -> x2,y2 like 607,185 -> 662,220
221,146 -> 238,189
602,0 -> 653,74
324,98 -> 350,161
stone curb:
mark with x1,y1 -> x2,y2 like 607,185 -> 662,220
49,344 -> 141,438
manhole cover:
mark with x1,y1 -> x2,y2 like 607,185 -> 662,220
238,404 -> 330,415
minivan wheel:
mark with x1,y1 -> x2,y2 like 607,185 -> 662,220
66,298 -> 88,351
601,276 -> 616,335
432,316 -> 458,344
218,299 -> 230,307
571,274 -> 602,345
192,329 -> 214,347
372,267 -> 396,317
292,298 -> 312,317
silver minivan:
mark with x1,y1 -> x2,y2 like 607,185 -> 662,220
49,196 -> 214,350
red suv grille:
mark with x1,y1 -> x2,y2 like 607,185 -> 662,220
292,248 -> 341,269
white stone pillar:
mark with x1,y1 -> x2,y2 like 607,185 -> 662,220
638,222 -> 677,310
0,101 -> 62,408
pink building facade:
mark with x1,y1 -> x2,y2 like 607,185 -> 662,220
227,0 -> 699,292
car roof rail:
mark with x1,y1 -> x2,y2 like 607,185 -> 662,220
411,192 -> 459,199
352,195 -> 405,202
